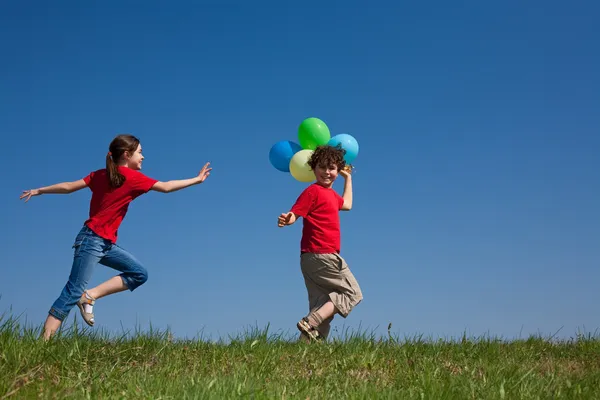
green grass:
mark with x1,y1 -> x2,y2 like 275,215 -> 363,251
1,312 -> 600,399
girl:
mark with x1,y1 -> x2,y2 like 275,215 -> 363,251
20,134 -> 211,340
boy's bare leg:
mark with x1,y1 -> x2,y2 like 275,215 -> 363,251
298,302 -> 337,341
307,301 -> 337,327
317,316 -> 333,338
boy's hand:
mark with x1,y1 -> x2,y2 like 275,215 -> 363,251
20,188 -> 41,202
339,165 -> 353,179
196,162 -> 212,184
278,212 -> 296,227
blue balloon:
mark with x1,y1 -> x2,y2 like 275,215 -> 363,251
328,133 -> 359,163
269,140 -> 302,172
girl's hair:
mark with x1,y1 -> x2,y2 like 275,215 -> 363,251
307,144 -> 347,171
106,134 -> 140,188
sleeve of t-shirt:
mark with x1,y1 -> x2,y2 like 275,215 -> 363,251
82,171 -> 96,190
133,172 -> 159,194
290,186 -> 316,218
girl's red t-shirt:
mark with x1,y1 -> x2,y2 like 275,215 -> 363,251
82,166 -> 158,243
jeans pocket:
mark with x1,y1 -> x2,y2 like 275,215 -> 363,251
72,234 -> 89,256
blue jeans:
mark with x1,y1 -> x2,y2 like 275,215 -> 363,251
49,225 -> 148,321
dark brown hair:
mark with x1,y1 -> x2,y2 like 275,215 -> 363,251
307,144 -> 347,171
106,134 -> 140,188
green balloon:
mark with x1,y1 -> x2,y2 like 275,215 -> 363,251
298,117 -> 331,150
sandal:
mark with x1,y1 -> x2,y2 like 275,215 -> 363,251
76,291 -> 96,326
297,317 -> 322,341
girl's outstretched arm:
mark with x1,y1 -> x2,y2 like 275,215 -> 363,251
151,162 -> 212,193
20,179 -> 88,202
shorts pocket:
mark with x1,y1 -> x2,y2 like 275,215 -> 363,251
302,253 -> 339,274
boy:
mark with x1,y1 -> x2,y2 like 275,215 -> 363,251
278,144 -> 363,341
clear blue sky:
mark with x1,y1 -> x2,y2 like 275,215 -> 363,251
1,0 -> 599,341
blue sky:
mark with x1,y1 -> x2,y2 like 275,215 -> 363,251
1,0 -> 598,341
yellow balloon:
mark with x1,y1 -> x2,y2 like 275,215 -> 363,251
289,149 -> 315,182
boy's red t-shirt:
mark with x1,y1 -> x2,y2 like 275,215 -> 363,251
82,166 -> 158,243
290,183 -> 345,254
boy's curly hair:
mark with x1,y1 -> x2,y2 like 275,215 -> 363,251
307,144 -> 347,171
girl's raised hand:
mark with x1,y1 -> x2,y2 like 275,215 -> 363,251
197,162 -> 212,184
20,188 -> 41,203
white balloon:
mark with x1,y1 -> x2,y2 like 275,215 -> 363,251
289,149 -> 315,182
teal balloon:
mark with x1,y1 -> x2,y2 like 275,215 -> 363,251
328,134 -> 359,163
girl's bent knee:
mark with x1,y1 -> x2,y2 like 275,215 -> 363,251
121,267 -> 148,291
137,268 -> 148,286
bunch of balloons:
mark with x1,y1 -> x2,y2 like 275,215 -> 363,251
269,117 -> 359,182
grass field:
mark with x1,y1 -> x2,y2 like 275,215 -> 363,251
2,313 -> 600,399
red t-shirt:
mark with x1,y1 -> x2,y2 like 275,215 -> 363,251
290,183 -> 345,254
82,167 -> 158,243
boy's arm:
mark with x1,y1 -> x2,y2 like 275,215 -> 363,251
20,179 -> 88,202
278,186 -> 315,227
278,212 -> 297,227
340,169 -> 353,211
151,162 -> 211,193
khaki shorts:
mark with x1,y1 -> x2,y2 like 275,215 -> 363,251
300,252 -> 363,319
